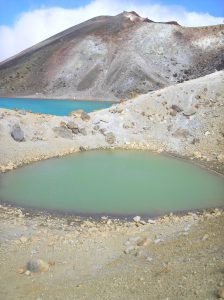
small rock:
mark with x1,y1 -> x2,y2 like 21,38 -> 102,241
183,109 -> 196,116
137,237 -> 149,247
218,287 -> 224,299
79,128 -> 87,136
154,238 -> 162,244
66,121 -> 79,134
148,219 -> 156,224
105,132 -> 116,144
109,107 -> 123,114
217,154 -> 224,162
26,259 -> 50,273
139,220 -> 147,225
17,268 -> 26,274
79,146 -> 86,151
124,246 -> 135,254
172,128 -> 190,139
133,216 -> 141,223
171,105 -> 183,112
25,270 -> 31,276
11,124 -> 24,142
18,109 -> 26,115
146,257 -> 153,262
170,110 -> 177,117
123,122 -> 135,129
193,151 -> 202,159
20,236 -> 28,243
69,109 -> 84,117
202,234 -> 209,241
81,111 -> 90,121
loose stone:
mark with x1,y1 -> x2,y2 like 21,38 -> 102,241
137,237 -> 149,246
148,219 -> 156,224
133,216 -> 141,223
26,259 -> 50,273
171,104 -> 183,112
218,287 -> 224,299
11,124 -> 24,142
81,111 -> 90,121
105,132 -> 115,144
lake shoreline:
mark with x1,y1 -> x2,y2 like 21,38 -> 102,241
1,95 -> 118,102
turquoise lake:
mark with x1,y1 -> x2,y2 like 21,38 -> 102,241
0,150 -> 223,217
0,98 -> 112,116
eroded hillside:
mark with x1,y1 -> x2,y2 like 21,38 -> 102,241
0,12 -> 223,100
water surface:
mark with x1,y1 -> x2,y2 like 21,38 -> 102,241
0,151 -> 223,217
0,98 -> 112,116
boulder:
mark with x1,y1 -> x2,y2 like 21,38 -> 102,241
11,124 -> 24,142
66,121 -> 79,134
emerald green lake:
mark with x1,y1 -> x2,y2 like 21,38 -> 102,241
0,151 -> 223,217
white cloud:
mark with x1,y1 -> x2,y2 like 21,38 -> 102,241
0,0 -> 223,62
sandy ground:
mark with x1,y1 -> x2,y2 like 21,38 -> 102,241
0,205 -> 224,300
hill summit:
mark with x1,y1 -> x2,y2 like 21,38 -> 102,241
0,11 -> 223,100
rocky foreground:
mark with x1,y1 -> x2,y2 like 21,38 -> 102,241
0,205 -> 224,299
0,71 -> 224,173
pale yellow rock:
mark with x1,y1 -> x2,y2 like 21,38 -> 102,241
218,287 -> 224,299
20,236 -> 28,243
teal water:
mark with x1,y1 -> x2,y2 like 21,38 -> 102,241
0,98 -> 112,116
0,151 -> 223,217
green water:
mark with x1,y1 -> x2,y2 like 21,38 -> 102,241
0,151 -> 223,217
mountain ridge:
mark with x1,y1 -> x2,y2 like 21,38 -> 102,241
0,11 -> 223,100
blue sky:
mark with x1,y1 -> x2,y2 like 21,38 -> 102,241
0,0 -> 223,26
0,0 -> 223,61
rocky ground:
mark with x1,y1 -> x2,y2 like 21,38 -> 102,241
0,71 -> 224,299
0,71 -> 223,173
0,205 -> 224,300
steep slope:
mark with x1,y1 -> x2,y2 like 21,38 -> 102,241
0,11 -> 223,100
